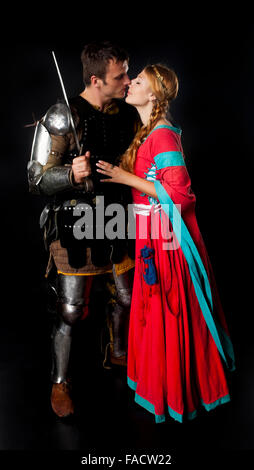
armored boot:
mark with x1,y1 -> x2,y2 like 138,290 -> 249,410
50,274 -> 87,418
51,381 -> 74,418
51,321 -> 74,418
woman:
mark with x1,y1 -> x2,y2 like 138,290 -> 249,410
96,64 -> 235,423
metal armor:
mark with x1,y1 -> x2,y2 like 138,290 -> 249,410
51,266 -> 133,383
27,102 -> 74,194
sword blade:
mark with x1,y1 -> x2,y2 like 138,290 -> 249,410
51,51 -> 82,155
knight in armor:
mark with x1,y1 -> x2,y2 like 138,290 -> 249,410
27,41 -> 140,418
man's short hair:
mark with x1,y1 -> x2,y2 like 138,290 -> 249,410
81,40 -> 129,86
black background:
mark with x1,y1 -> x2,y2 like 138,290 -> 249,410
0,9 -> 253,466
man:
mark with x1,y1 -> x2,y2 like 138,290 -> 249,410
28,41 -> 139,418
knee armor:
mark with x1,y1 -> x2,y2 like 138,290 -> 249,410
112,265 -> 132,309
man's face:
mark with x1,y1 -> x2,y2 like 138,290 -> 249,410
98,59 -> 130,100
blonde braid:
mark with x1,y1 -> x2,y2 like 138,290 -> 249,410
121,99 -> 168,172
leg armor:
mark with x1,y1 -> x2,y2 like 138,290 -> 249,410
111,265 -> 133,358
51,274 -> 87,383
51,322 -> 72,384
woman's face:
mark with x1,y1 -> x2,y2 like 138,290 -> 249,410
125,70 -> 154,107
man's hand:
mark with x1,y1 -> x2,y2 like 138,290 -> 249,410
72,151 -> 91,184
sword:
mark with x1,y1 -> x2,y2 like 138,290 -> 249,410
51,50 -> 82,155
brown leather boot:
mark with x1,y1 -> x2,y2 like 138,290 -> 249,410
51,381 -> 74,418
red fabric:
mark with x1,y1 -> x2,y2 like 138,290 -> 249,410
127,127 -> 231,419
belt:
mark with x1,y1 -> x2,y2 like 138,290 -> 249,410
133,203 -> 161,216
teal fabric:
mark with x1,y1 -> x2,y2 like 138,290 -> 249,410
146,124 -> 182,139
201,394 -> 230,411
127,377 -> 231,424
127,376 -> 137,391
134,394 -> 166,423
153,180 -> 235,371
167,406 -> 183,423
154,151 -> 185,169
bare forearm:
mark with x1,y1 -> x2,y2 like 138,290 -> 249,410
125,173 -> 157,199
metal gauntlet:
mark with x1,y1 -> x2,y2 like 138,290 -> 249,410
28,162 -> 94,196
40,166 -> 94,196
39,166 -> 73,196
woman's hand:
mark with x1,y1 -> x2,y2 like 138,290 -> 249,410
96,160 -> 131,185
96,160 -> 158,199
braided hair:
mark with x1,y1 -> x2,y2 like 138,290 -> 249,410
120,64 -> 179,173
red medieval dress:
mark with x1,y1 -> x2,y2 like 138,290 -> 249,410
127,124 -> 235,423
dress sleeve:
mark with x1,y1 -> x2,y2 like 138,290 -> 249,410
150,129 -> 195,214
